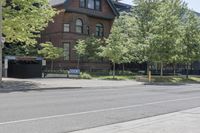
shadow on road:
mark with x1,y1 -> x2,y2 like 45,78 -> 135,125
0,80 -> 39,93
0,80 -> 82,93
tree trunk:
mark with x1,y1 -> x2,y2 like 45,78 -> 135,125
122,63 -> 125,75
113,62 -> 115,79
147,62 -> 150,78
0,4 -> 3,85
186,63 -> 189,79
173,64 -> 176,76
77,55 -> 80,69
147,63 -> 152,82
160,62 -> 163,77
51,60 -> 54,71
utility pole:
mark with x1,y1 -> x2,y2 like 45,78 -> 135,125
0,2 -> 3,84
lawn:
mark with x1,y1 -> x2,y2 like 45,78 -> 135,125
80,71 -> 200,83
80,71 -> 136,80
95,75 -> 136,80
139,76 -> 200,84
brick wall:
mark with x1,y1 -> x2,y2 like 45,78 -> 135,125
40,0 -> 116,70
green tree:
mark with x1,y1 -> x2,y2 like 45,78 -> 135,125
130,0 -> 160,76
151,0 -> 187,76
113,13 -> 139,73
99,17 -> 131,79
180,11 -> 200,79
3,43 -> 38,56
74,39 -> 86,69
0,0 -> 57,82
38,42 -> 64,70
3,0 -> 57,44
74,36 -> 104,62
129,0 -> 191,77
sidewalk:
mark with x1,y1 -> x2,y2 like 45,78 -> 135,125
0,78 -> 142,92
70,107 -> 200,133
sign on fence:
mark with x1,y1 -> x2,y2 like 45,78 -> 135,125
68,69 -> 80,78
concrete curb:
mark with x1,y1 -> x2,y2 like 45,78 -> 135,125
0,86 -> 83,93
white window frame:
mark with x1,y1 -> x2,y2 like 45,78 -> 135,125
64,24 -> 70,32
63,43 -> 70,61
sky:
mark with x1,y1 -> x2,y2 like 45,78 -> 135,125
121,0 -> 200,13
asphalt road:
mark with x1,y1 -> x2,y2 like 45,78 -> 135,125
0,84 -> 200,133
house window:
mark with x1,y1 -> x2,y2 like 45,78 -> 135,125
80,0 -> 85,8
95,0 -> 101,10
64,24 -> 70,32
80,0 -> 101,11
96,23 -> 104,37
87,0 -> 95,9
63,43 -> 70,60
76,19 -> 83,34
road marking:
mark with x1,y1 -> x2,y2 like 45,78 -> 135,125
0,96 -> 200,125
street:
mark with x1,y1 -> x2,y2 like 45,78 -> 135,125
0,84 -> 200,133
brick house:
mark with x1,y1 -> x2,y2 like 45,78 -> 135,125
39,0 -> 131,70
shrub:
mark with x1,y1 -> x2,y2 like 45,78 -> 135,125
80,72 -> 92,79
116,70 -> 134,75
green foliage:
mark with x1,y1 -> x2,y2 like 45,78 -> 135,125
75,36 -> 104,61
99,28 -> 127,64
98,21 -> 127,78
126,0 -> 200,77
80,72 -> 92,79
3,43 -> 38,56
99,14 -> 136,65
38,42 -> 63,60
131,0 -> 160,63
151,0 -> 187,63
97,75 -> 135,80
75,40 -> 86,57
180,11 -> 200,63
2,0 -> 57,44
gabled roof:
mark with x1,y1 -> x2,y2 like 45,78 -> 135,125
195,12 -> 200,16
113,1 -> 132,12
49,0 -> 66,6
50,0 -> 119,16
106,0 -> 119,16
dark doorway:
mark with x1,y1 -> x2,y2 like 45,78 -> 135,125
8,60 -> 42,78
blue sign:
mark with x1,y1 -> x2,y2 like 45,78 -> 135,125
69,69 -> 80,75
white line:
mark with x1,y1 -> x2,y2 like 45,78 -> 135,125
0,96 -> 200,125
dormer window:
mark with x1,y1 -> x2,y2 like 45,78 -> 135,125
88,0 -> 94,9
95,0 -> 101,10
80,0 -> 85,8
80,0 -> 101,11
